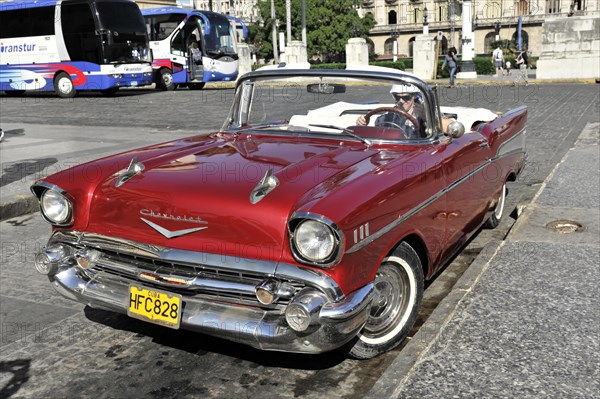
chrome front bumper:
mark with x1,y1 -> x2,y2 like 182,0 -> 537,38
40,231 -> 375,354
51,267 -> 374,353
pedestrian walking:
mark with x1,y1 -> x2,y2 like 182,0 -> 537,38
442,48 -> 458,88
505,60 -> 511,76
514,50 -> 529,86
492,46 -> 504,77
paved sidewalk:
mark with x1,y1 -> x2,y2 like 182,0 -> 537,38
368,124 -> 599,398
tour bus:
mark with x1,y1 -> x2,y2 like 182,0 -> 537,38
0,0 -> 153,97
143,7 -> 239,90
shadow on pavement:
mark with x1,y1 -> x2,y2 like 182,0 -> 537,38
0,359 -> 31,399
83,307 -> 347,370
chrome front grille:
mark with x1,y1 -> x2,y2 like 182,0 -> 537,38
81,247 -> 304,310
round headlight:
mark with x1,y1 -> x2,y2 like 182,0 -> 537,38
293,220 -> 336,263
41,190 -> 72,225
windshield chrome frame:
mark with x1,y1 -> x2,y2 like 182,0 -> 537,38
224,69 -> 445,144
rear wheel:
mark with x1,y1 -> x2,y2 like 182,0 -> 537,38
157,68 -> 175,91
187,82 -> 206,90
484,183 -> 507,229
54,72 -> 76,98
348,242 -> 424,359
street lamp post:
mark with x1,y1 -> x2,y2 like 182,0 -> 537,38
271,0 -> 279,64
391,25 -> 399,62
494,21 -> 500,41
422,5 -> 429,35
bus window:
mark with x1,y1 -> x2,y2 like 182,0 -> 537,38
0,6 -> 54,39
148,14 -> 182,41
61,3 -> 100,63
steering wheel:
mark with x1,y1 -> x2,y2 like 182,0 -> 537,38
363,107 -> 419,134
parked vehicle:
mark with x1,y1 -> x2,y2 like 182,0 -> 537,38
143,7 -> 238,91
31,66 -> 526,358
0,0 -> 153,97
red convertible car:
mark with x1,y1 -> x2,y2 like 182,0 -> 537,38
32,66 -> 526,358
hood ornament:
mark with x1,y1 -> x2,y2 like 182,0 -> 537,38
115,157 -> 145,188
250,168 -> 279,204
141,218 -> 207,239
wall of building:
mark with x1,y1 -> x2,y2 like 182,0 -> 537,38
359,0 -> 600,57
537,15 -> 600,78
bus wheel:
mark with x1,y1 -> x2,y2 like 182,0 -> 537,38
5,90 -> 26,97
188,82 -> 205,90
54,72 -> 76,98
157,69 -> 175,91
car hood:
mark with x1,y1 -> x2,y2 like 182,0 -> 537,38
83,133 -> 377,261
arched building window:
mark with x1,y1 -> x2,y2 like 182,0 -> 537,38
484,32 -> 496,53
546,0 -> 560,13
384,38 -> 395,55
517,0 -> 529,15
408,36 -> 416,57
512,30 -> 529,50
388,10 -> 397,25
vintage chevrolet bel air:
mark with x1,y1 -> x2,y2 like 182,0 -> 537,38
32,66 -> 526,358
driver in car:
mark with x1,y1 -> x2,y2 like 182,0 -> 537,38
356,84 -> 426,139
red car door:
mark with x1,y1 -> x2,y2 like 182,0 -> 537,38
440,132 -> 495,263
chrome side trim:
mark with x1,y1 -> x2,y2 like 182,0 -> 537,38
495,128 -> 526,159
347,129 -> 526,254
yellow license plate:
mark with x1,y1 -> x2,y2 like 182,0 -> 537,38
127,285 -> 182,329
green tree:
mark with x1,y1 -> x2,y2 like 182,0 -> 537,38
248,0 -> 375,63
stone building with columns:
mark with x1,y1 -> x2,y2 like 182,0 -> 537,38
357,0 -> 599,57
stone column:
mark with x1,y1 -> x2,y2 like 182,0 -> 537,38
537,16 -> 600,79
456,0 -> 477,79
236,43 -> 252,80
346,38 -> 369,66
285,41 -> 308,64
413,35 -> 435,80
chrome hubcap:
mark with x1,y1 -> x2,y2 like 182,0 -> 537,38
364,263 -> 410,337
58,77 -> 72,94
163,73 -> 172,86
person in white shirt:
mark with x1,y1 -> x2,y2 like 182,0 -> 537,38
492,47 -> 504,77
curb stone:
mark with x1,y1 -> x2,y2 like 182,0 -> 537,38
365,239 -> 505,399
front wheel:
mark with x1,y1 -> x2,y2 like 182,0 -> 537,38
484,183 -> 507,229
348,242 -> 424,359
157,68 -> 175,91
54,72 -> 76,98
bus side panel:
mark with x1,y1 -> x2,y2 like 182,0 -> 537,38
1,62 -> 152,92
201,57 -> 238,82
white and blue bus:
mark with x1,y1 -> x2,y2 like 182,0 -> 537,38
0,0 -> 153,97
143,7 -> 238,91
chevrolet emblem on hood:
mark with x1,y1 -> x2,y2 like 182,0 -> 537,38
140,218 -> 207,239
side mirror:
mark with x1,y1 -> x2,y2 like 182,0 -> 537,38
447,121 -> 465,139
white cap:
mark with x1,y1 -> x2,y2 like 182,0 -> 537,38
390,84 -> 420,94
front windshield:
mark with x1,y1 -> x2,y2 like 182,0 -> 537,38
203,14 -> 237,56
224,74 -> 432,142
96,2 -> 147,33
96,2 -> 150,63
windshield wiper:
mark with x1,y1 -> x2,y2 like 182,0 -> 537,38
309,124 -> 372,148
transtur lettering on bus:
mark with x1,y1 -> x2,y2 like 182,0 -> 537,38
0,43 -> 36,53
